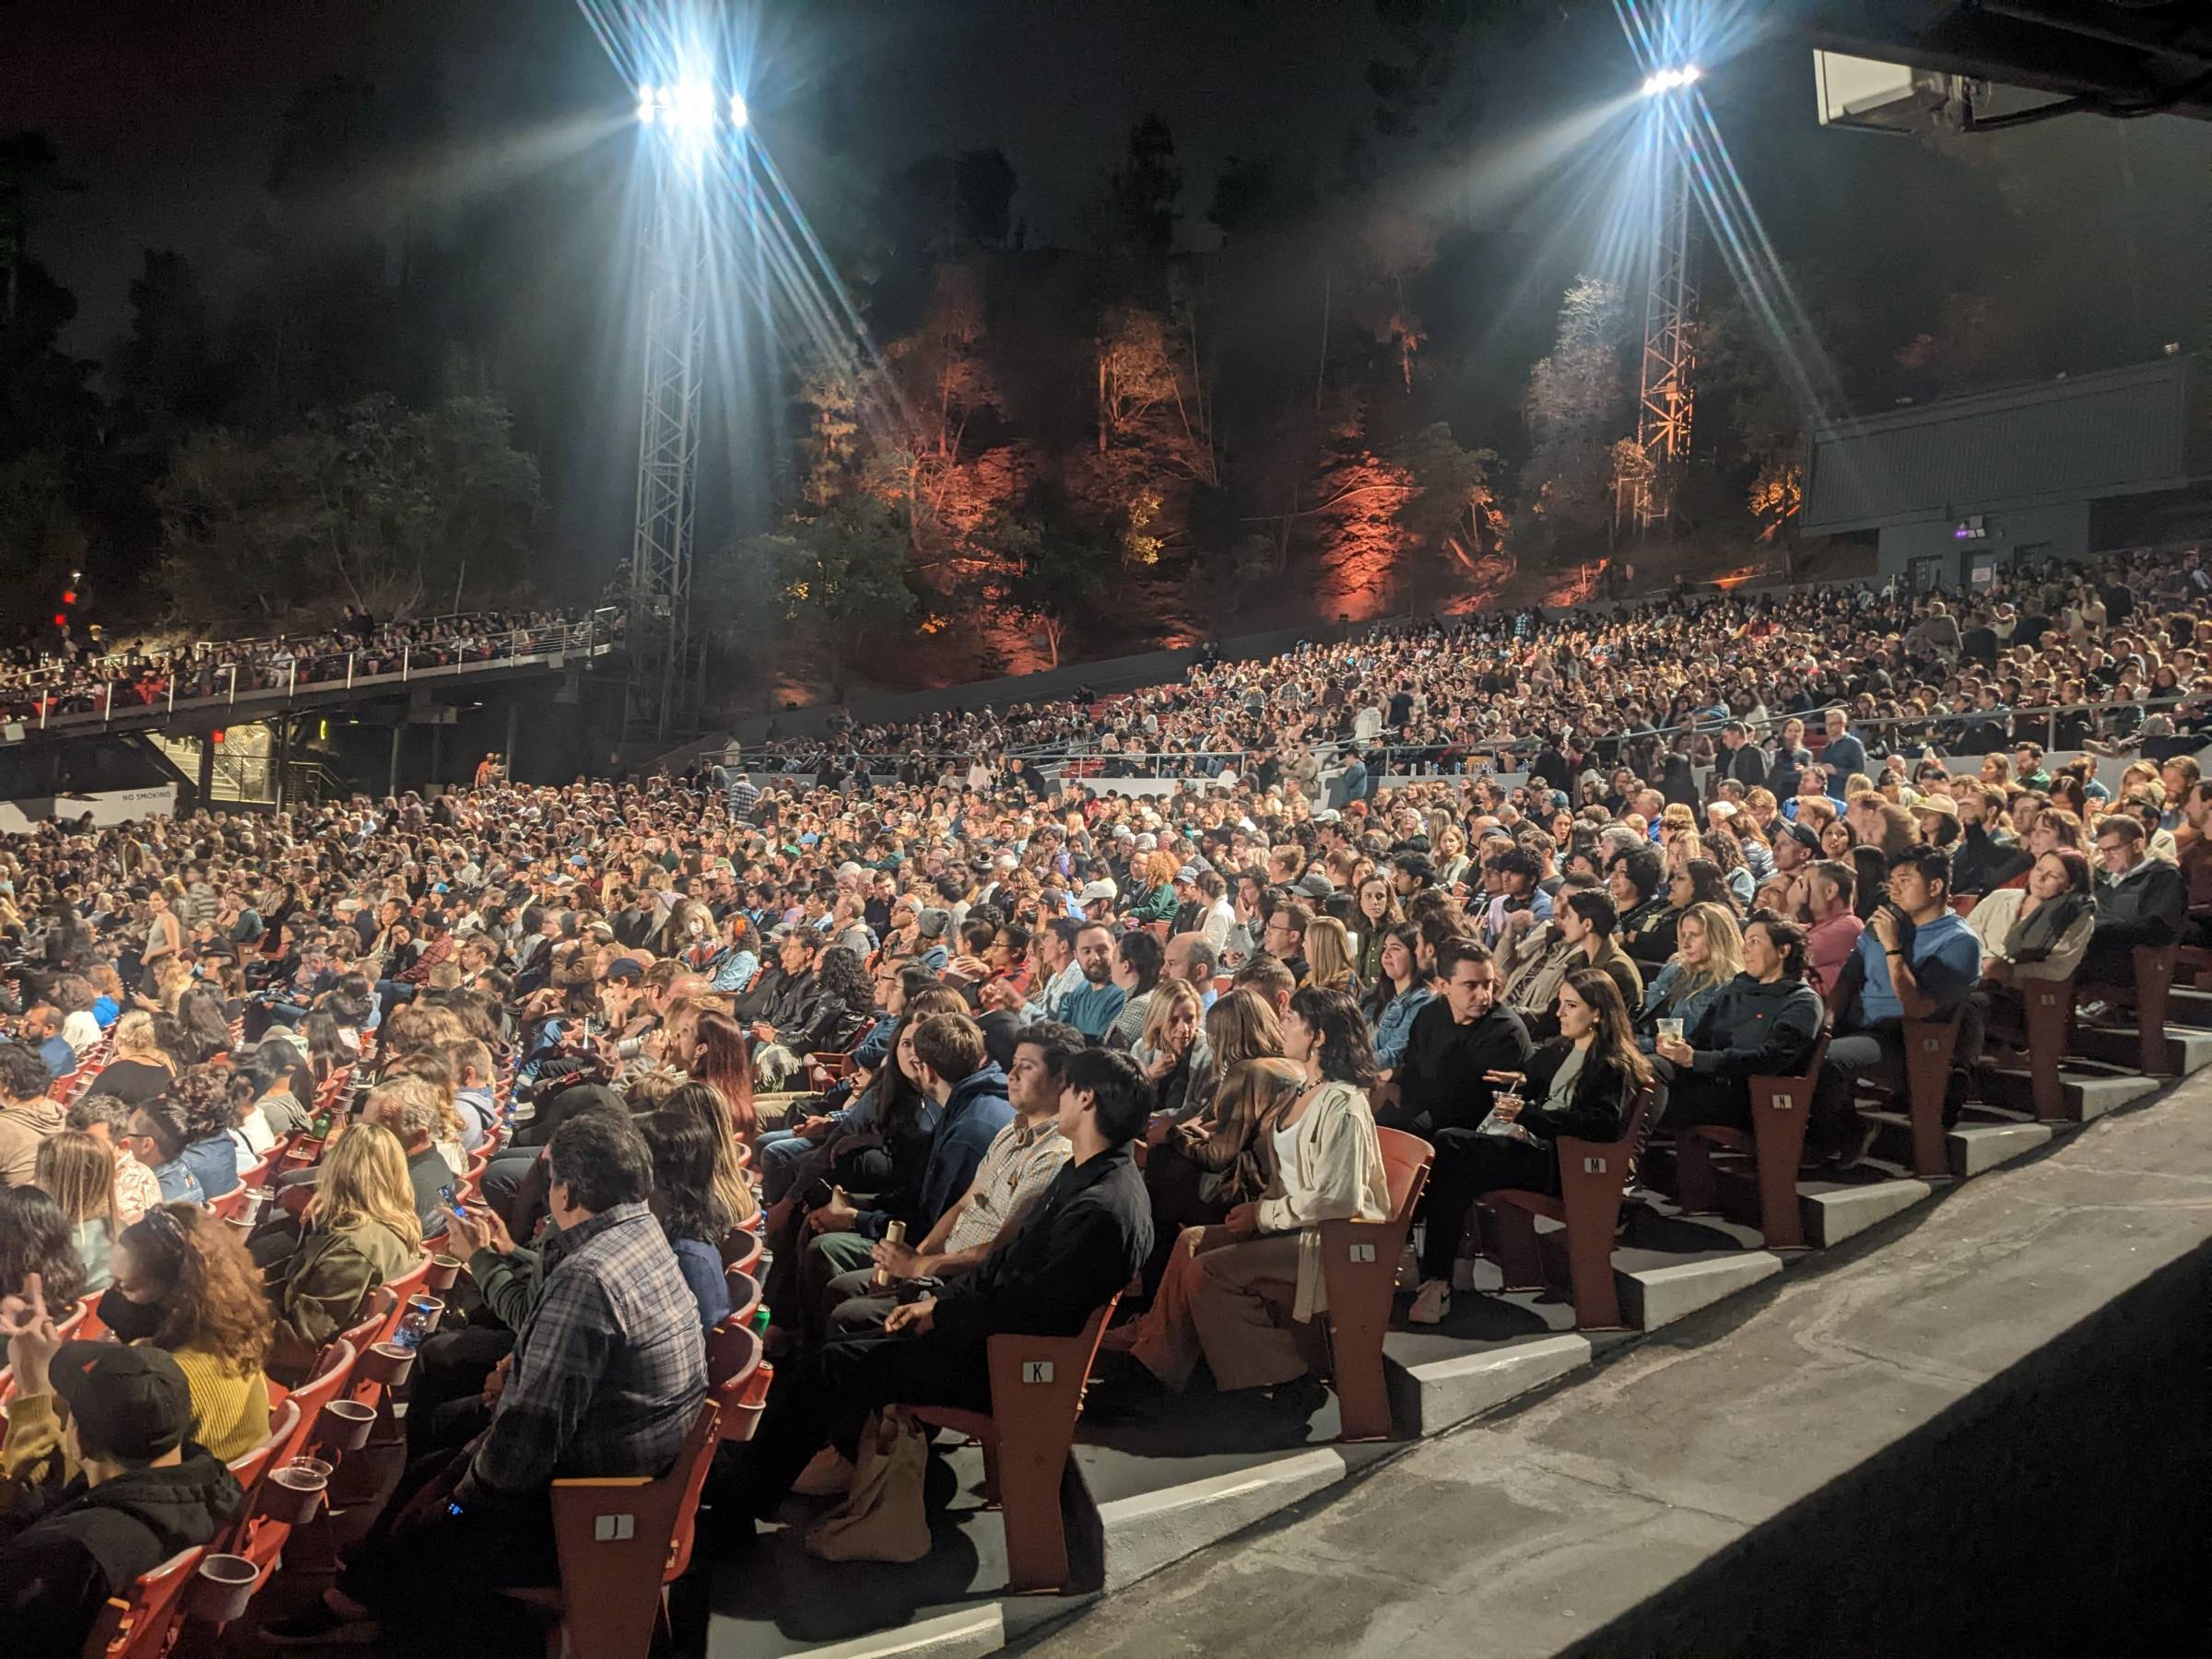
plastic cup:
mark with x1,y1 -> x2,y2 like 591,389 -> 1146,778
1657,1018 -> 1686,1043
265,1457 -> 332,1524
191,1553 -> 260,1623
316,1398 -> 376,1451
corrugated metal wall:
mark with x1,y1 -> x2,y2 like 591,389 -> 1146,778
1806,357 -> 2199,533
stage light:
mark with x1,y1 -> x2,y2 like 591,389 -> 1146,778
729,91 -> 748,130
1643,65 -> 1701,96
636,83 -> 655,124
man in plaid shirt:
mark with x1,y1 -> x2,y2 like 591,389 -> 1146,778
813,1022 -> 1086,1338
266,1109 -> 706,1649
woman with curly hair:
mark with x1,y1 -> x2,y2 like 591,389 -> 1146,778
168,1065 -> 244,1200
86,1202 -> 273,1460
0,1182 -> 88,1314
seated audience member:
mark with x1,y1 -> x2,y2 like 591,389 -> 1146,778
1117,987 -> 1386,1413
76,1011 -> 175,1109
753,942 -> 870,1089
166,1066 -> 243,1201
2079,814 -> 2188,988
640,1107 -> 734,1330
1964,848 -> 2098,989
1801,859 -> 1865,997
33,1131 -> 117,1294
265,1122 -> 424,1383
785,1013 -> 1011,1345
84,1204 -> 272,1462
817,1021 -> 1083,1339
0,1323 -> 242,1659
1815,846 -> 1982,1163
1057,923 -> 1128,1041
361,1074 -> 460,1234
1106,928 -> 1166,1049
64,1096 -> 160,1227
660,1080 -> 759,1230
1409,968 -> 1653,1325
1382,936 -> 1534,1138
1652,912 -> 1825,1128
266,1111 -> 707,1649
736,1045 -> 1151,1512
0,1183 -> 88,1312
1635,901 -> 1743,1050
1130,978 -> 1204,1115
122,1099 -> 204,1206
1359,923 -> 1433,1078
0,1043 -> 65,1188
1607,845 -> 1674,968
1500,890 -> 1643,1041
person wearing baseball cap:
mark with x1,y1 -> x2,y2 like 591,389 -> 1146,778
0,1300 -> 243,1658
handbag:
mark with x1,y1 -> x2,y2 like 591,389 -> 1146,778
805,1408 -> 932,1563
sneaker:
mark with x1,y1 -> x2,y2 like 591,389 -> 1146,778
1406,1278 -> 1452,1326
793,1446 -> 856,1497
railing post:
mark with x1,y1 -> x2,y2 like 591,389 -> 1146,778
226,663 -> 238,706
288,658 -> 297,699
103,683 -> 112,724
167,677 -> 175,713
347,653 -> 355,691
402,644 -> 411,681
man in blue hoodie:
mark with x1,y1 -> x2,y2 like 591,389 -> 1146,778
791,1013 -> 1011,1345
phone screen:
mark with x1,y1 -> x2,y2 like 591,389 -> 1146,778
438,1183 -> 458,1210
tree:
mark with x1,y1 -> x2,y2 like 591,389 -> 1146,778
112,249 -> 224,428
1520,276 -> 1630,547
756,494 -> 917,696
1095,306 -> 1182,453
981,511 -> 1101,668
0,450 -> 88,606
1393,422 -> 1503,613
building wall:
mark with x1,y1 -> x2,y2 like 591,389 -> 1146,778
1875,499 -> 2091,585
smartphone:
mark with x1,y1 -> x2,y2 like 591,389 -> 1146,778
438,1183 -> 458,1210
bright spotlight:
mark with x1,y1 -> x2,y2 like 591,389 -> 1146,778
728,91 -> 748,129
1643,65 -> 1701,96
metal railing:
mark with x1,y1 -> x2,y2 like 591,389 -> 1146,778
0,608 -> 622,740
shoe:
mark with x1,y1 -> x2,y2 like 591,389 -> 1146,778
261,1599 -> 381,1647
1834,1118 -> 1881,1172
793,1446 -> 855,1497
1406,1278 -> 1451,1326
1257,1374 -> 1328,1422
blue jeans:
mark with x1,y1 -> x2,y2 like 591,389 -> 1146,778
756,1129 -> 817,1205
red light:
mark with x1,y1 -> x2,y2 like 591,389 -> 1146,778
211,730 -> 226,744
61,590 -> 76,606
52,613 -> 65,628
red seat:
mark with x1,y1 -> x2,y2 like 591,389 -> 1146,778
1675,1037 -> 1829,1251
2022,975 -> 2077,1122
724,1267 -> 762,1330
1481,1085 -> 1659,1331
509,1397 -> 724,1659
206,1186 -> 251,1222
217,1394 -> 300,1550
904,1294 -> 1121,1594
2077,943 -> 2177,1079
705,1318 -> 772,1443
718,1228 -> 763,1278
79,1544 -> 208,1658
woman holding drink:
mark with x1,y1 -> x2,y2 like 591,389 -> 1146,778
1407,968 -> 1652,1327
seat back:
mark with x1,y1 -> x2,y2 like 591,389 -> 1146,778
724,1268 -> 762,1330
705,1319 -> 772,1443
1319,1128 -> 1432,1441
1373,1125 -> 1431,1228
219,1395 -> 300,1549
718,1228 -> 763,1277
79,1544 -> 208,1659
546,1396 -> 723,1657
207,1186 -> 252,1222
278,1340 -> 355,1466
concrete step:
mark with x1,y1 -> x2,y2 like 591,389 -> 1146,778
1979,1065 -> 2160,1123
1385,1331 -> 1594,1437
1615,1248 -> 1783,1329
2072,1023 -> 2212,1077
1798,1172 -> 1936,1247
1859,1109 -> 2054,1181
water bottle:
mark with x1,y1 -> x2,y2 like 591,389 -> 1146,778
392,1293 -> 441,1351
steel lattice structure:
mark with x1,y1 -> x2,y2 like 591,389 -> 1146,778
628,171 -> 708,743
1617,115 -> 1700,535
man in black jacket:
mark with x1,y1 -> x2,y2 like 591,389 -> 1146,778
738,1046 -> 1153,1515
0,1312 -> 242,1659
1380,936 -> 1533,1137
1718,721 -> 1770,791
2081,816 -> 2187,987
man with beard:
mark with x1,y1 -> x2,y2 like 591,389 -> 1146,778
1057,923 -> 1127,1042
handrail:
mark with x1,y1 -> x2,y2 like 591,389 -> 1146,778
0,609 -> 622,741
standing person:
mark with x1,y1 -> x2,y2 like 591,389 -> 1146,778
1410,969 -> 1653,1325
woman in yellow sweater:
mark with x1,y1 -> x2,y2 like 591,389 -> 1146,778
93,1203 -> 273,1460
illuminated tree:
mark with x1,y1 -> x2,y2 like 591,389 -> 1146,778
755,493 -> 917,695
1520,276 -> 1630,546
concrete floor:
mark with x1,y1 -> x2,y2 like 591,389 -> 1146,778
1016,1066 -> 2212,1659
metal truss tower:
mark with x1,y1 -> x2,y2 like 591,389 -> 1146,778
628,174 -> 708,744
1616,127 -> 1700,535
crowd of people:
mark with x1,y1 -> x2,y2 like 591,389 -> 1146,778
0,606 -> 614,727
0,543 -> 2206,1652
737,545 -> 2212,792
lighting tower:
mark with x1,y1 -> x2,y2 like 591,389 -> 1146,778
1617,65 -> 1701,535
629,78 -> 746,743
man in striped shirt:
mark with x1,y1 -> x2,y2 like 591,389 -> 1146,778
814,1021 -> 1084,1337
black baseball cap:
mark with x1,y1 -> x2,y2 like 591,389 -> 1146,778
51,1341 -> 193,1462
